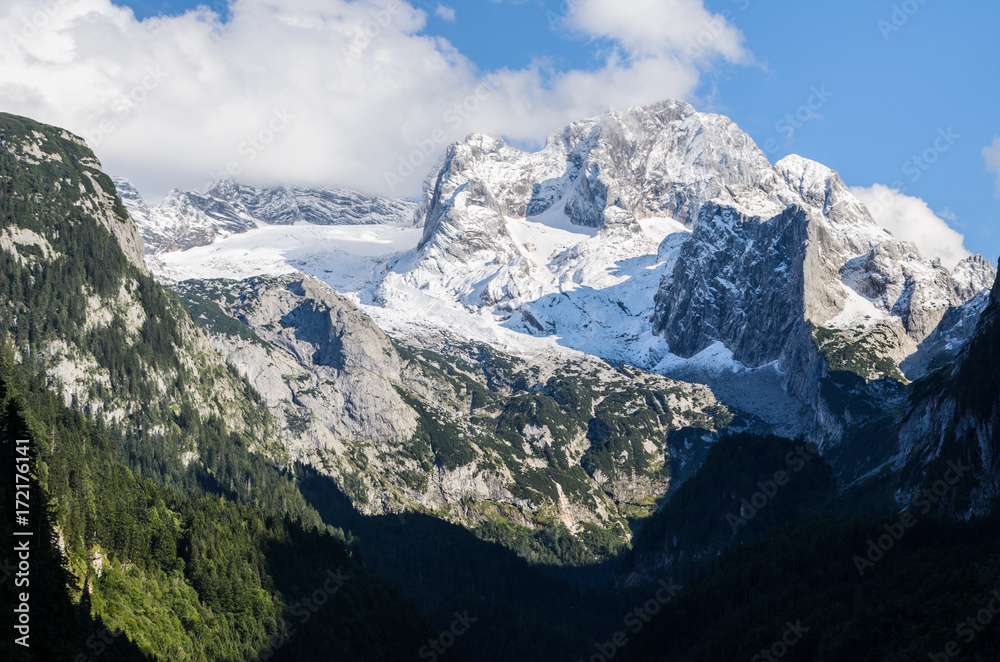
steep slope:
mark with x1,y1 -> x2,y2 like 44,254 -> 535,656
115,177 -> 417,254
0,113 -> 282,474
176,273 -> 735,561
0,112 -> 461,661
616,511 -> 1000,662
651,162 -> 991,383
0,347 -> 458,662
1,110 -> 736,564
111,98 -> 998,531
1,115 -> 146,270
622,433 -> 837,581
380,100 -> 994,447
894,262 -> 1000,515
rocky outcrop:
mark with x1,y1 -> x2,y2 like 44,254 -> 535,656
0,119 -> 148,270
652,203 -> 810,370
114,178 -> 255,256
952,254 -> 997,301
0,111 -> 277,458
412,101 -> 785,295
220,274 -> 417,449
183,274 -> 732,538
895,268 -> 1000,516
651,152 -> 994,375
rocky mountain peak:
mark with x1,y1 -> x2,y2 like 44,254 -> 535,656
952,254 -> 997,300
393,99 -> 996,444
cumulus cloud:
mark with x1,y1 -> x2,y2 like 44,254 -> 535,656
984,137 -> 1000,197
851,184 -> 971,269
563,0 -> 748,62
434,4 -> 455,22
0,0 -> 746,200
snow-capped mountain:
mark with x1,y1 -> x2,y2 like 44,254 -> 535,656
114,177 -> 417,254
380,101 -> 986,400
368,100 -> 997,445
126,98 -> 995,453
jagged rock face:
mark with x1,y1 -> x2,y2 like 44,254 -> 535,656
0,112 -> 273,452
403,99 -> 995,445
115,178 -> 417,254
416,100 -> 777,256
413,102 -> 995,362
181,274 -> 417,451
840,243 -> 976,342
953,255 -> 997,301
399,101 -> 815,334
895,268 -> 1000,516
114,177 -> 152,227
236,182 -> 416,227
652,204 -> 809,369
114,178 -> 256,254
650,152 -> 995,378
902,289 -> 992,377
542,100 -> 776,228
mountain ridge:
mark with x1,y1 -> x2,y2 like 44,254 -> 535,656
385,99 -> 995,449
115,177 -> 418,255
115,98 -> 997,498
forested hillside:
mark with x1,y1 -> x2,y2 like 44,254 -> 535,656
0,346 -> 457,661
0,112 -> 463,661
0,112 -> 289,489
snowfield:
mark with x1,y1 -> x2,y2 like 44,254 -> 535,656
149,209 -> 807,431
151,222 -> 424,297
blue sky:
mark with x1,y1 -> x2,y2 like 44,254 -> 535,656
441,0 -> 1000,259
7,0 -> 996,260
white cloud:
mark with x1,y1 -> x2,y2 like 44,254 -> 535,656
851,184 -> 971,269
0,0 -> 747,200
984,137 -> 1000,197
435,4 -> 455,21
563,0 -> 748,62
